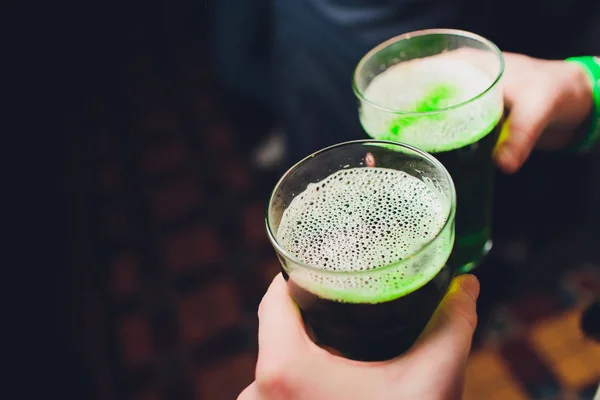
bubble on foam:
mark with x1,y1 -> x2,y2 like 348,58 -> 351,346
276,167 -> 453,303
360,57 -> 503,153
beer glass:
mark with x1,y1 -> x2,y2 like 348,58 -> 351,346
266,140 -> 456,361
353,29 -> 504,272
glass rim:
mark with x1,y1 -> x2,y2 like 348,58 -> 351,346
265,139 -> 457,276
352,28 -> 505,116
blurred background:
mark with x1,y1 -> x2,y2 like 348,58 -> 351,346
18,0 -> 600,399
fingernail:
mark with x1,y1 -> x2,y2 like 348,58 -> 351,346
497,144 -> 514,163
495,145 -> 519,173
457,274 -> 480,302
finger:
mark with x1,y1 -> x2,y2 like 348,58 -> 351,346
494,90 -> 556,174
255,275 -> 369,399
365,152 -> 376,167
238,382 -> 261,400
411,274 -> 480,364
256,274 -> 310,374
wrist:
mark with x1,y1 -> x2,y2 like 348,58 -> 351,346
567,62 -> 595,145
565,56 -> 600,153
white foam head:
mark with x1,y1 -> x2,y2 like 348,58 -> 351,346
276,167 -> 454,303
360,56 -> 503,152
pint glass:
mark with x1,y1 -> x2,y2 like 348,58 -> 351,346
353,29 -> 504,272
266,140 -> 456,361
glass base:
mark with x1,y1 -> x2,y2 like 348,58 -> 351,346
456,239 -> 493,274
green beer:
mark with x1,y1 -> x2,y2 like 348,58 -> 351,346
354,29 -> 504,271
266,141 -> 456,360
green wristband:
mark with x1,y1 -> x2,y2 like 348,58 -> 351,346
565,56 -> 600,153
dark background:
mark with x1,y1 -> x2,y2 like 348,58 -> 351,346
10,0 -> 599,399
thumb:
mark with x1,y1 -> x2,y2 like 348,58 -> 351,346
494,91 -> 555,174
256,274 -> 311,376
238,382 -> 260,400
410,275 -> 480,365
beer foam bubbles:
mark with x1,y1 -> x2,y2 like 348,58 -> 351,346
360,57 -> 504,152
276,167 -> 453,303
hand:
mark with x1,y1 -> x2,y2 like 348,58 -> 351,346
494,53 -> 594,174
239,274 -> 480,400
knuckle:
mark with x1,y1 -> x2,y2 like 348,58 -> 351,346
510,123 -> 536,145
255,367 -> 293,399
